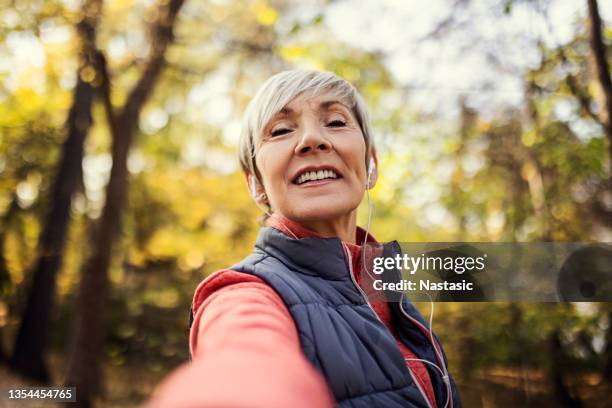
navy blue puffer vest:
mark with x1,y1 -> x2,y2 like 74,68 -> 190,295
191,227 -> 461,407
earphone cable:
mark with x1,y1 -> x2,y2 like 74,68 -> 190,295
361,163 -> 452,408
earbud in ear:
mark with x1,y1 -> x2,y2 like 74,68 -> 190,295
366,157 -> 376,188
368,157 -> 375,178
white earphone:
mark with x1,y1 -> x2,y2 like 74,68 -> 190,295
367,157 -> 375,187
360,156 -> 453,407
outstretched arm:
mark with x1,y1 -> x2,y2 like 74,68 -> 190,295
145,270 -> 334,408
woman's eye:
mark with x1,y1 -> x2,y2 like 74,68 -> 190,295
327,120 -> 346,128
271,128 -> 292,137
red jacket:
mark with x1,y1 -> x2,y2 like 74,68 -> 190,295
146,214 -> 437,407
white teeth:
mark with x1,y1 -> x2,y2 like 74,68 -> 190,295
296,169 -> 338,184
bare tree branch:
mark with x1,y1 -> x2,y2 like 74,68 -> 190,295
564,68 -> 602,124
121,0 -> 185,123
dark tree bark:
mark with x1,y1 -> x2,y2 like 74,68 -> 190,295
63,0 -> 185,405
548,328 -> 583,408
0,195 -> 19,363
8,0 -> 103,382
586,0 -> 612,177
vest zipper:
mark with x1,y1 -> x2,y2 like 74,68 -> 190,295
342,243 -> 434,408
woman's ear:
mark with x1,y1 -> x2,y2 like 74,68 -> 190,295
367,148 -> 379,190
246,173 -> 266,200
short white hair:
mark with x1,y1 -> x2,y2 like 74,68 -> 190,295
238,69 -> 375,183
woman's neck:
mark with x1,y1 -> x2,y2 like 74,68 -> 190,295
270,212 -> 358,244
299,215 -> 357,243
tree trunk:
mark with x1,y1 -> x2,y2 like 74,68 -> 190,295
0,196 -> 19,364
9,0 -> 103,382
586,0 -> 612,178
547,328 -> 583,408
64,1 -> 185,405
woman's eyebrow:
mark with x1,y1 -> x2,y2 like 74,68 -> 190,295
318,100 -> 350,112
269,107 -> 294,122
278,106 -> 293,115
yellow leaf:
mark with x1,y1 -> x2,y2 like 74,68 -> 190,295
254,1 -> 278,26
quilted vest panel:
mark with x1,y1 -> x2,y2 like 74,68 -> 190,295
230,227 -> 438,407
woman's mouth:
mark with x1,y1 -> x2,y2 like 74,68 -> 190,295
294,169 -> 340,185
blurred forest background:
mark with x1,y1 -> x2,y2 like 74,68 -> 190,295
0,0 -> 611,406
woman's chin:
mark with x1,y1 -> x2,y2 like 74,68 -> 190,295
288,203 -> 357,223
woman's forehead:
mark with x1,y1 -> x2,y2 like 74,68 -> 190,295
273,92 -> 352,118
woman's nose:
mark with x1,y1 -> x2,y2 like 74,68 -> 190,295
294,125 -> 332,155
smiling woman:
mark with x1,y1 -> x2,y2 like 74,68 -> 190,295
244,79 -> 377,241
145,70 -> 461,408
238,70 -> 377,243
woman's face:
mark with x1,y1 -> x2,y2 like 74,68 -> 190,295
254,91 -> 374,224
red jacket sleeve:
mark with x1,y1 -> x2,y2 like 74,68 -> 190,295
144,270 -> 335,408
